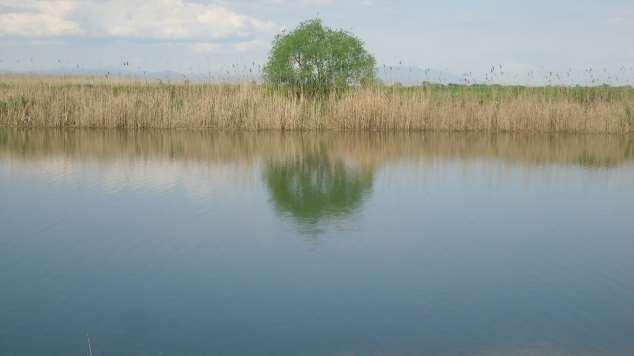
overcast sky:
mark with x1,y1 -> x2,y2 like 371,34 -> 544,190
1,0 -> 633,84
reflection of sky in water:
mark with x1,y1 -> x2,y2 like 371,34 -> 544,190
1,131 -> 634,356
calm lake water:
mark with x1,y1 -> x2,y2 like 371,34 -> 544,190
1,129 -> 634,356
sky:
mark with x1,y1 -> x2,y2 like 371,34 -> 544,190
0,0 -> 633,85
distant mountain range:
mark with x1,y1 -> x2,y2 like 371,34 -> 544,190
2,68 -> 206,82
375,66 -> 464,85
2,65 -> 464,85
4,64 -> 633,87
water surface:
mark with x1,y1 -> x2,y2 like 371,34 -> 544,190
1,129 -> 634,356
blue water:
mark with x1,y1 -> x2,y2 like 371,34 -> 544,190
1,130 -> 633,356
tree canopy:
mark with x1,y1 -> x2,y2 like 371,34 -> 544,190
263,19 -> 376,95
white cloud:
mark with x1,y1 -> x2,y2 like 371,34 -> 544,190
0,1 -> 80,37
264,0 -> 335,5
232,40 -> 267,52
0,0 -> 277,40
191,40 -> 267,53
192,42 -> 223,53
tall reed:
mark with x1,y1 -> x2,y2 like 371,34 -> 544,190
1,75 -> 633,133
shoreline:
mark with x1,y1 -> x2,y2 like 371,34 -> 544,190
1,75 -> 633,133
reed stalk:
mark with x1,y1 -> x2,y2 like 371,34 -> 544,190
1,75 -> 633,133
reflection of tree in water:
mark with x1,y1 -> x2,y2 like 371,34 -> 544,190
264,147 -> 373,230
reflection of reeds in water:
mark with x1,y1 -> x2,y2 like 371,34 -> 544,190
1,129 -> 632,169
1,76 -> 633,133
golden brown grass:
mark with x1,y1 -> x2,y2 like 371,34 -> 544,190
1,75 -> 633,133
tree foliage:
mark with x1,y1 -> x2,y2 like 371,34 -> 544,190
263,19 -> 376,95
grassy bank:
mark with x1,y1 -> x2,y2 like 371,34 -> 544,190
1,75 -> 633,133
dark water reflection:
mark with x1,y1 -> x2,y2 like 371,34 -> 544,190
1,129 -> 634,356
264,147 -> 373,231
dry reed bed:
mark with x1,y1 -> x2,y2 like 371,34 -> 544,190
2,128 -> 632,169
1,76 -> 633,133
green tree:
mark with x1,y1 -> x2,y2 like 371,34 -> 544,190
263,19 -> 376,95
